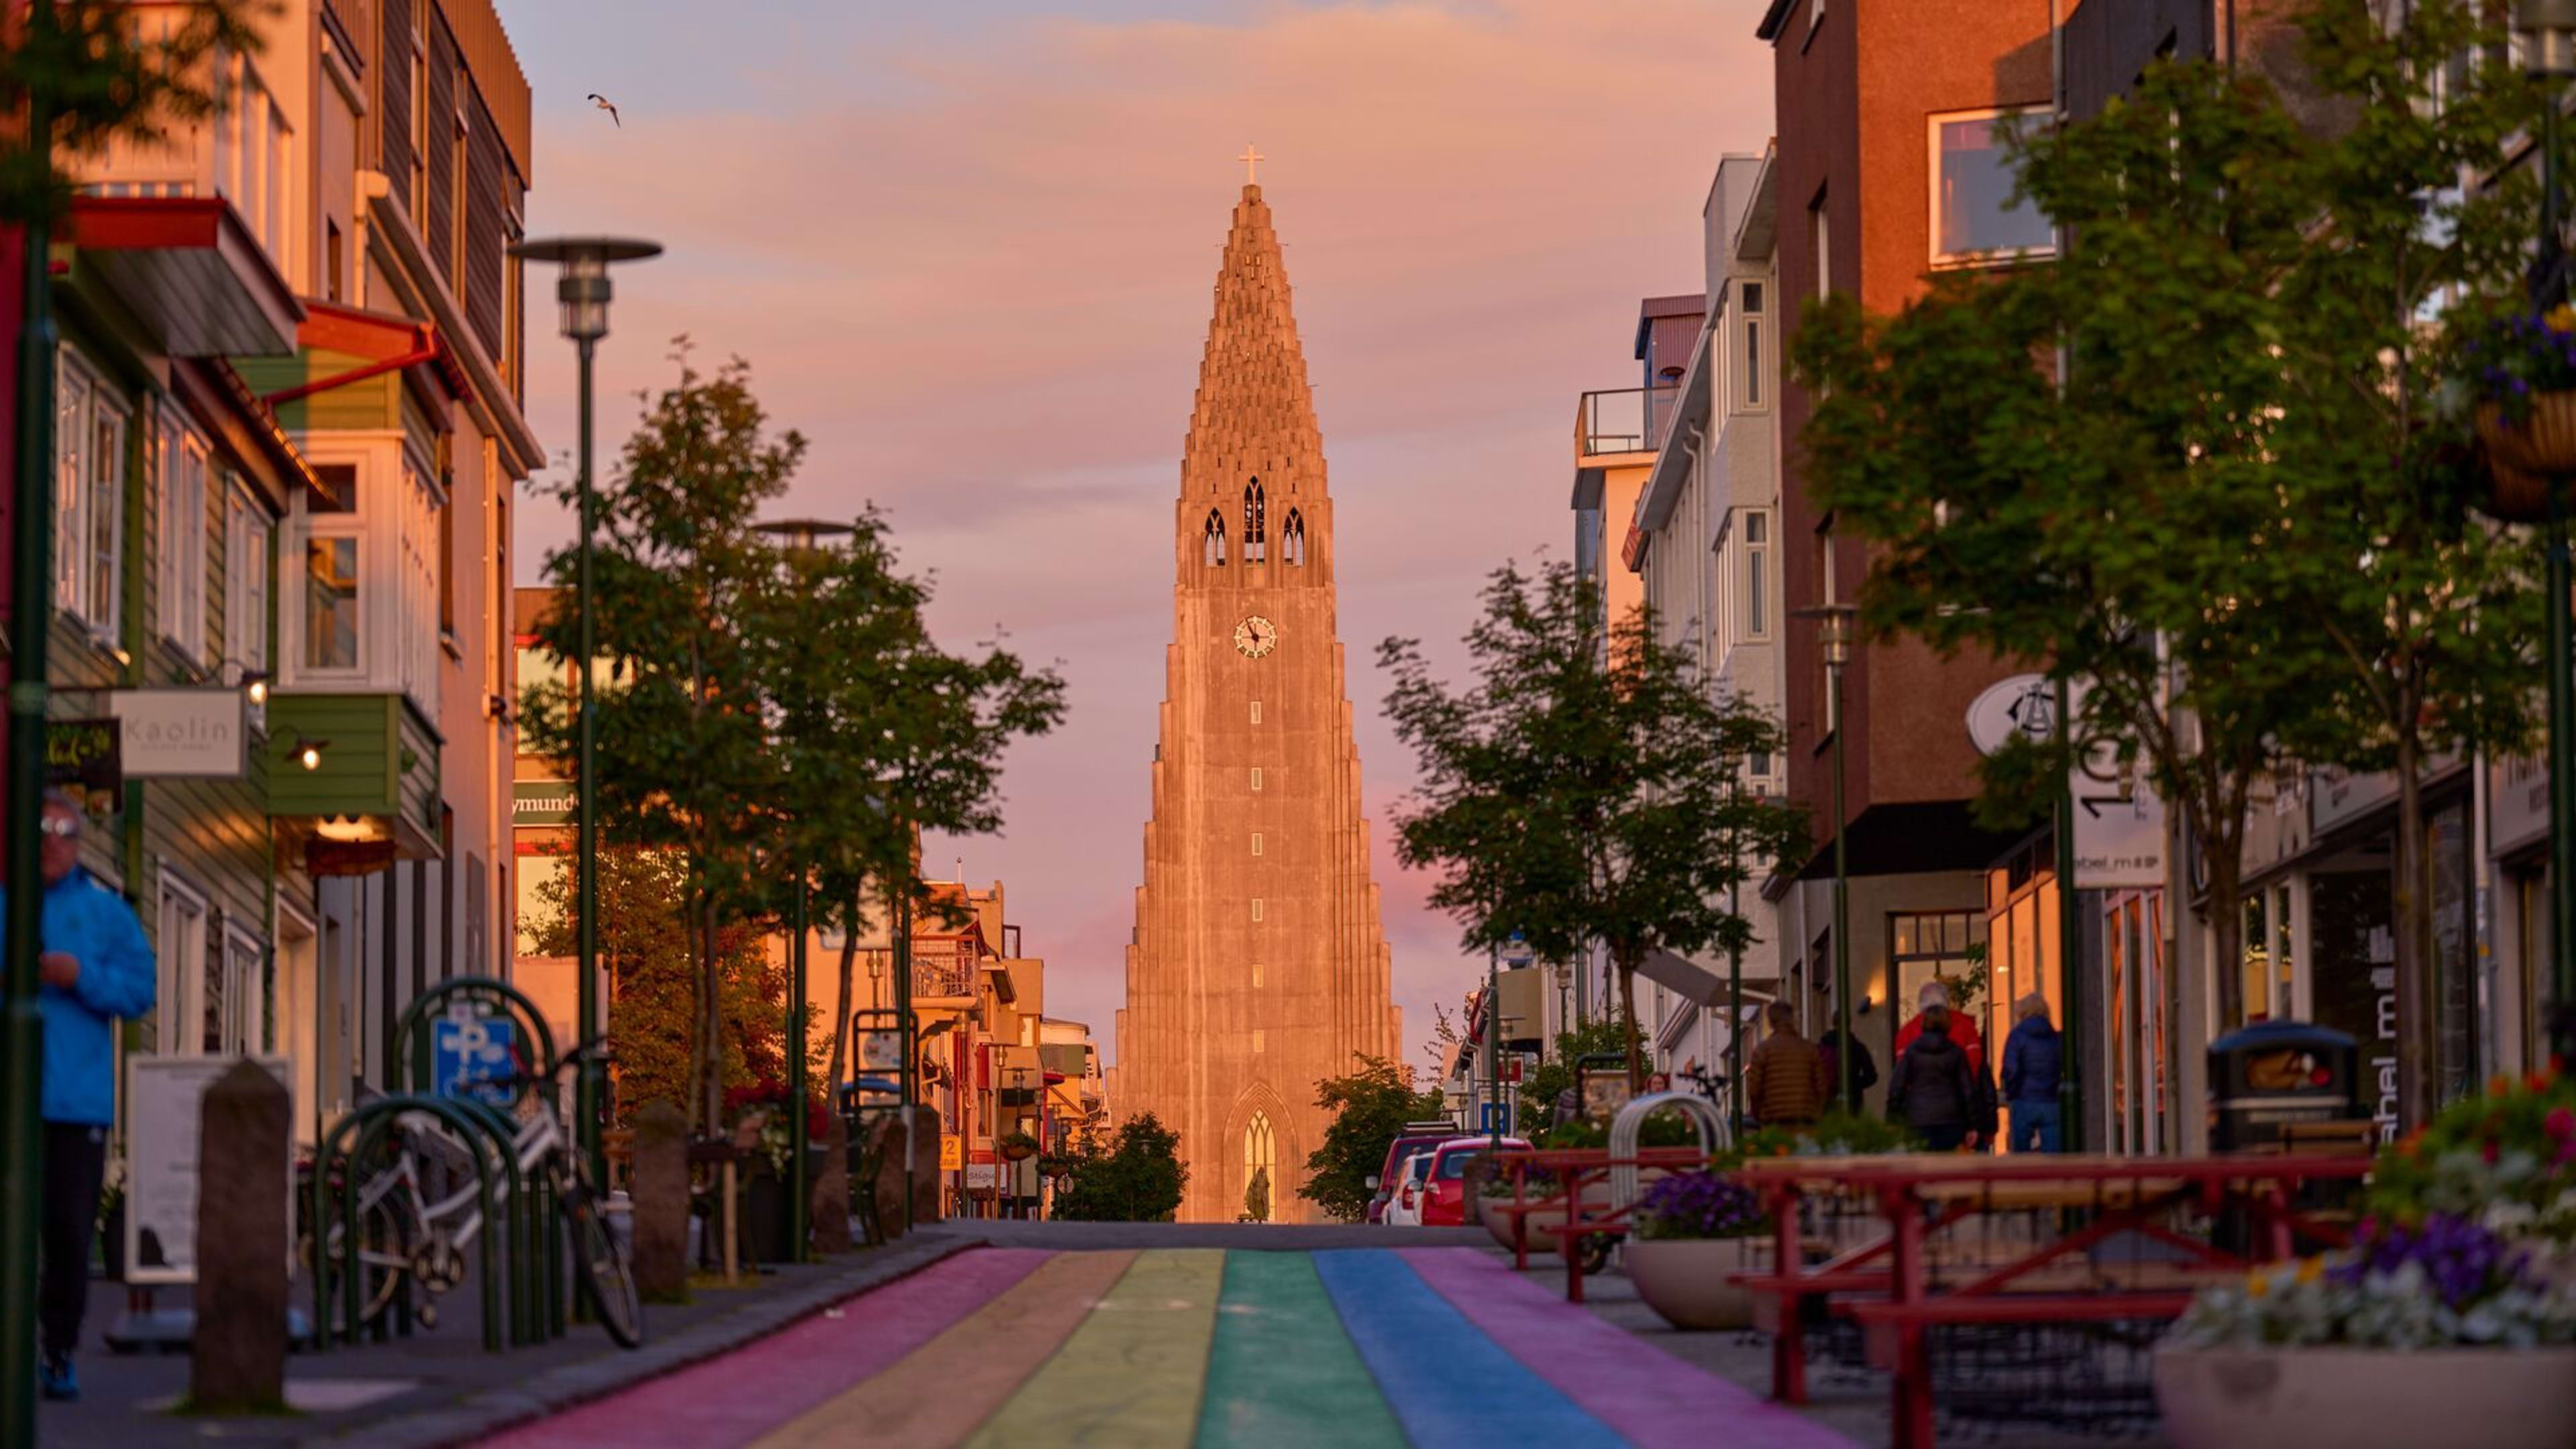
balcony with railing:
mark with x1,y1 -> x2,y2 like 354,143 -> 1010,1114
1574,386 -> 1682,460
911,938 -> 980,1001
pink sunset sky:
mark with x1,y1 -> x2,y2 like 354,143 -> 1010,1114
502,0 -> 1778,1075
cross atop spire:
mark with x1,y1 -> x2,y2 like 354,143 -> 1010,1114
1238,144 -> 1265,185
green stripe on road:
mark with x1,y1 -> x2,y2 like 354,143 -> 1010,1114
1199,1250 -> 1407,1449
967,1247 -> 1222,1448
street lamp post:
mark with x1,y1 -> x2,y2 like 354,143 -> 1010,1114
2521,0 -> 2576,1063
1798,605 -> 1860,1105
1717,743 -> 1746,1131
511,237 -> 661,1198
1494,932 -> 1532,1152
2,9 -> 63,1434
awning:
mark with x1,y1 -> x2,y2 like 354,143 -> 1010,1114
1635,949 -> 1729,1008
69,197 -> 301,357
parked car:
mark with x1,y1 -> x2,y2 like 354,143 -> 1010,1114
1419,1135 -> 1532,1227
1381,1150 -> 1437,1228
1366,1129 -> 1460,1224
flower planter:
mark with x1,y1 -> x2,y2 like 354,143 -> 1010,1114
1625,1236 -> 1765,1331
1481,1185 -> 1609,1252
2153,1345 -> 2576,1449
2475,397 -> 2576,523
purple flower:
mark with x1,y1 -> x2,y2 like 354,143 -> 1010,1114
2330,1213 -> 2531,1311
1636,1171 -> 1766,1240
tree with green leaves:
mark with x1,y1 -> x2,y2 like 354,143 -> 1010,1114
1793,0 -> 2542,1126
1,1 -> 268,226
749,513 -> 1065,1095
1297,1055 -> 1448,1222
524,347 -> 803,1136
1050,1112 -> 1189,1222
1380,561 -> 1807,1089
1514,1019 -> 1627,1135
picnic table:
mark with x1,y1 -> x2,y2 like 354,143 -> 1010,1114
1491,1146 -> 1713,1302
1729,1152 -> 2376,1449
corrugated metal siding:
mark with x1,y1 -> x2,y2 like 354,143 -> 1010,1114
379,0 -> 414,207
465,91 -> 506,360
426,16 -> 458,288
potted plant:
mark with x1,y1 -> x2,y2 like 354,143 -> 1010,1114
2367,1069 -> 2576,1284
999,1130 -> 1042,1163
1623,1169 -> 1769,1330
2460,304 -> 2576,522
2153,1214 -> 2576,1449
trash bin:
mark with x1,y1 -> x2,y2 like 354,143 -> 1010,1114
2208,1020 -> 2360,1153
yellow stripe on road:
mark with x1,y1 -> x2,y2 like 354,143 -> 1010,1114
750,1250 -> 1139,1449
965,1248 -> 1224,1449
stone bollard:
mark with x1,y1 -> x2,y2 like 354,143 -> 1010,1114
906,1106 -> 944,1226
631,1101 -> 690,1303
863,1112 -> 910,1242
812,1114 -> 853,1254
192,1061 -> 288,1414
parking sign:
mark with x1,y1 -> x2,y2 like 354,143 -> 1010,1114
433,1014 -> 519,1106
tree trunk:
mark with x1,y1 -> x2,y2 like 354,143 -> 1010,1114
1613,945 -> 1644,1092
825,889 -> 859,1093
2392,732 -> 2436,1134
700,883 -> 724,1138
2209,843 -> 2246,1036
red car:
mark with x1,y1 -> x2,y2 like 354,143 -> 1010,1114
1367,1131 -> 1458,1224
1419,1136 -> 1531,1227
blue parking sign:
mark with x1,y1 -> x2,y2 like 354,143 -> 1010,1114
433,1015 -> 519,1105
1479,1101 -> 1510,1134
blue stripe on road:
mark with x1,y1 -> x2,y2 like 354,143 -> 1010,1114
1311,1249 -> 1628,1449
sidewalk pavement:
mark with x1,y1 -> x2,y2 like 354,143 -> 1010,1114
39,1228 -> 977,1448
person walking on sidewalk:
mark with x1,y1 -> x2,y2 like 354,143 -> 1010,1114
1888,1004 -> 1978,1151
1817,1025 -> 1878,1114
6,792 -> 156,1401
1743,1002 -> 1828,1130
2002,993 -> 2065,1153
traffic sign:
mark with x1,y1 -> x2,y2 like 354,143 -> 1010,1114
431,1014 -> 518,1106
1479,1102 -> 1511,1134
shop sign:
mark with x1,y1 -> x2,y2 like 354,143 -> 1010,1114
2071,759 -> 2167,890
112,689 -> 250,778
125,1056 -> 292,1285
938,1134 -> 963,1171
1966,674 -> 2056,757
46,717 -> 121,816
513,780 -> 574,827
2491,755 -> 2548,855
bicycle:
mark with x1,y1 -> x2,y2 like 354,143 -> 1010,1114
319,1036 -> 643,1348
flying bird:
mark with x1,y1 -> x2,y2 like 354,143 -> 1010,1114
588,93 -> 620,127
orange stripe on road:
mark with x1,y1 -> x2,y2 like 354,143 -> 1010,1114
748,1250 -> 1138,1449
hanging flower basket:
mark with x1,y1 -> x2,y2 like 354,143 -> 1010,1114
998,1131 -> 1041,1163
2475,399 -> 2576,523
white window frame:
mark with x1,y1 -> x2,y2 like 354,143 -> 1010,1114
225,486 -> 273,678
158,411 -> 211,663
156,872 -> 210,1057
55,350 -> 129,641
1928,107 -> 2058,269
223,924 -> 267,1056
1743,508 -> 1773,642
1737,280 -> 1770,413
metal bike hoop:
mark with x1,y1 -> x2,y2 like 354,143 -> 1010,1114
1607,1090 -> 1733,1213
316,1095 -> 517,1354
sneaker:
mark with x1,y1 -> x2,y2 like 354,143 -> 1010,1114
38,1352 -> 77,1402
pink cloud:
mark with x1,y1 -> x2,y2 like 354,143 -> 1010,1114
513,0 -> 1774,1071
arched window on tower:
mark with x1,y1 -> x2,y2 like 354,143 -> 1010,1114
1203,508 -> 1227,567
1244,1112 -> 1278,1222
1282,508 -> 1307,568
1244,480 -> 1267,563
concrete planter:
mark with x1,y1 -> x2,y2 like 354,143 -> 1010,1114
2153,1345 -> 2576,1449
1625,1236 -> 1764,1331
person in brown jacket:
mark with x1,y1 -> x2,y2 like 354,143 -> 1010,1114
1744,1002 -> 1829,1130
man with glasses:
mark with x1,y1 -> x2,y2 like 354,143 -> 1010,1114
10,790 -> 155,1400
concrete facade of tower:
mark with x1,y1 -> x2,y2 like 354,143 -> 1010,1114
1113,182 -> 1401,1224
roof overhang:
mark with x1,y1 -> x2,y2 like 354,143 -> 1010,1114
1638,949 -> 1729,1009
290,300 -> 474,422
1635,326 -> 1716,534
1756,0 -> 1798,42
1734,146 -> 1780,263
68,196 -> 303,357
172,358 -> 326,513
366,185 -> 546,476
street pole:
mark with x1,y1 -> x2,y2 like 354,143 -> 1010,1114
2542,67 -> 2576,1065
2055,676 -> 2085,1151
788,872 -> 808,1260
1830,655 -> 1854,1107
3,24 -> 60,1435
1487,941 -> 1502,1152
895,881 -> 916,1231
575,333 -> 603,1196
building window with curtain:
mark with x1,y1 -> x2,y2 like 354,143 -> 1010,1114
1931,110 -> 2056,266
159,413 -> 212,663
55,350 -> 129,639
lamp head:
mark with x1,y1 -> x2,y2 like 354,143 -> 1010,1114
512,237 -> 663,343
294,736 -> 330,771
2523,0 -> 2576,76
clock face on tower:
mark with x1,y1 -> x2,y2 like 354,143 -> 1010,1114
1233,616 -> 1279,659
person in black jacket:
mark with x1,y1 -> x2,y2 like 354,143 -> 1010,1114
1817,1025 -> 1878,1114
1888,1005 -> 1978,1151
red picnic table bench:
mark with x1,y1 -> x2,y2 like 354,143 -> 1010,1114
1731,1152 -> 2377,1449
1489,1146 -> 1715,1303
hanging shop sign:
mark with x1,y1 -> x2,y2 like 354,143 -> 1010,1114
46,717 -> 121,816
1965,674 -> 2057,757
112,689 -> 250,778
513,780 -> 575,827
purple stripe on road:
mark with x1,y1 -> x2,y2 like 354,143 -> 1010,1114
474,1248 -> 1053,1449
1399,1247 -> 1860,1449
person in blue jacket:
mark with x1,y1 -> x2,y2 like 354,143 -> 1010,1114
2001,992 -> 2064,1153
11,791 -> 156,1400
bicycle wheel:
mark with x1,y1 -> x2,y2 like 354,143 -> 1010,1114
557,1164 -> 644,1348
323,1187 -> 419,1332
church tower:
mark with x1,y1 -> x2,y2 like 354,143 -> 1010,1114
1114,180 -> 1400,1224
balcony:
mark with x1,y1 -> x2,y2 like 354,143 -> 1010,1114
1575,386 -> 1682,460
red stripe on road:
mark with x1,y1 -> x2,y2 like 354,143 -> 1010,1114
474,1248 -> 1053,1449
1399,1247 -> 1861,1449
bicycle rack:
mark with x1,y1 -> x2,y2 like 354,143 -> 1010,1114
449,1095 -> 566,1346
312,1094 -> 521,1354
1607,1090 -> 1732,1214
